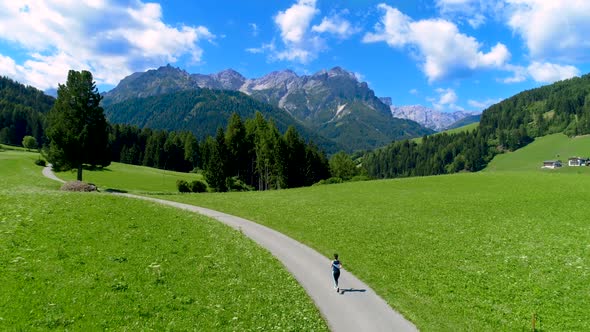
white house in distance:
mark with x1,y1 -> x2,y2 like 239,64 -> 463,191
568,157 -> 588,166
542,160 -> 562,169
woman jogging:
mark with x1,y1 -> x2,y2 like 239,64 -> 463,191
331,253 -> 342,292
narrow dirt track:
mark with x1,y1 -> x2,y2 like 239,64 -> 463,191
43,166 -> 418,332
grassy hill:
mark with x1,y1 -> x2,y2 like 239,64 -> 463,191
485,133 -> 590,172
0,150 -> 327,330
412,122 -> 479,143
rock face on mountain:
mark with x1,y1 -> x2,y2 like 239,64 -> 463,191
388,104 -> 480,131
102,65 -> 196,106
103,65 -> 432,151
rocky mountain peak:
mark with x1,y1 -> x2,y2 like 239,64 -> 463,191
250,70 -> 299,89
389,104 -> 480,131
154,64 -> 188,76
211,69 -> 246,90
379,97 -> 392,106
214,69 -> 245,80
327,66 -> 355,79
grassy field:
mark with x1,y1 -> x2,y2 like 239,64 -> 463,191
56,162 -> 206,193
0,150 -> 327,331
412,122 -> 479,143
20,133 -> 590,330
152,172 -> 590,331
486,133 -> 590,172
444,121 -> 479,135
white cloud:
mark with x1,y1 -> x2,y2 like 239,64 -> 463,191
468,98 -> 501,110
311,15 -> 357,39
0,0 -> 214,89
275,0 -> 318,44
527,62 -> 580,83
501,64 -> 528,83
437,88 -> 458,105
251,0 -> 357,64
363,4 -> 510,82
269,0 -> 322,63
430,88 -> 464,111
505,0 -> 590,62
409,88 -> 419,95
0,54 -> 18,77
500,62 -> 580,84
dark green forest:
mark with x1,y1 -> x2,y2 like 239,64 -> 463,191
0,76 -> 54,146
109,112 -> 330,191
363,73 -> 590,178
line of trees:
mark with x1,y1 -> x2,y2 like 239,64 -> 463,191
363,130 -> 493,179
110,112 -> 331,191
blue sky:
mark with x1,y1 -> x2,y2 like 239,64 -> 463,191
1,0 -> 589,112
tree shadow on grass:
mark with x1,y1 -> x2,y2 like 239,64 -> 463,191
82,165 -> 112,171
104,188 -> 128,193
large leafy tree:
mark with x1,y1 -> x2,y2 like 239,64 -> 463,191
46,70 -> 110,181
329,151 -> 358,180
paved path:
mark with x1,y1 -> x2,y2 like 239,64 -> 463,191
42,166 -> 418,332
43,164 -> 65,183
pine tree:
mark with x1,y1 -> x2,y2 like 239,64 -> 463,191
225,113 -> 250,182
46,70 -> 110,180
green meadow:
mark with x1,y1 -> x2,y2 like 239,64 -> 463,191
56,161 -> 205,193
146,137 -> 590,331
0,150 -> 327,331
412,122 -> 479,143
18,133 -> 590,331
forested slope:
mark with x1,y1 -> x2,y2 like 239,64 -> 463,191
364,73 -> 590,179
0,76 -> 54,146
104,89 -> 340,154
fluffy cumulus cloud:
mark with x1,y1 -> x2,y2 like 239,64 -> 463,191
363,4 -> 510,83
250,0 -> 356,63
429,88 -> 464,111
527,62 -> 580,83
0,0 -> 214,89
501,62 -> 580,84
311,14 -> 357,39
271,0 -> 321,62
505,0 -> 590,62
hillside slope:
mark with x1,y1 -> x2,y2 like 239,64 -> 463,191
0,76 -> 55,146
485,133 -> 590,172
104,89 -> 341,153
480,73 -> 590,146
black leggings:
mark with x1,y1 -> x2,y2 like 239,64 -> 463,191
333,270 -> 340,287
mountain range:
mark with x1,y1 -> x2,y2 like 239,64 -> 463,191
103,65 -> 433,151
378,98 -> 480,131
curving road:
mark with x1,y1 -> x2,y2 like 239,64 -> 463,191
43,165 -> 418,332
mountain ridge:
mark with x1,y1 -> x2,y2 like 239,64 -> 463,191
103,65 -> 433,151
378,98 -> 480,131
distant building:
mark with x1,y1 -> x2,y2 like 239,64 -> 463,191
542,160 -> 562,169
568,157 -> 588,166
